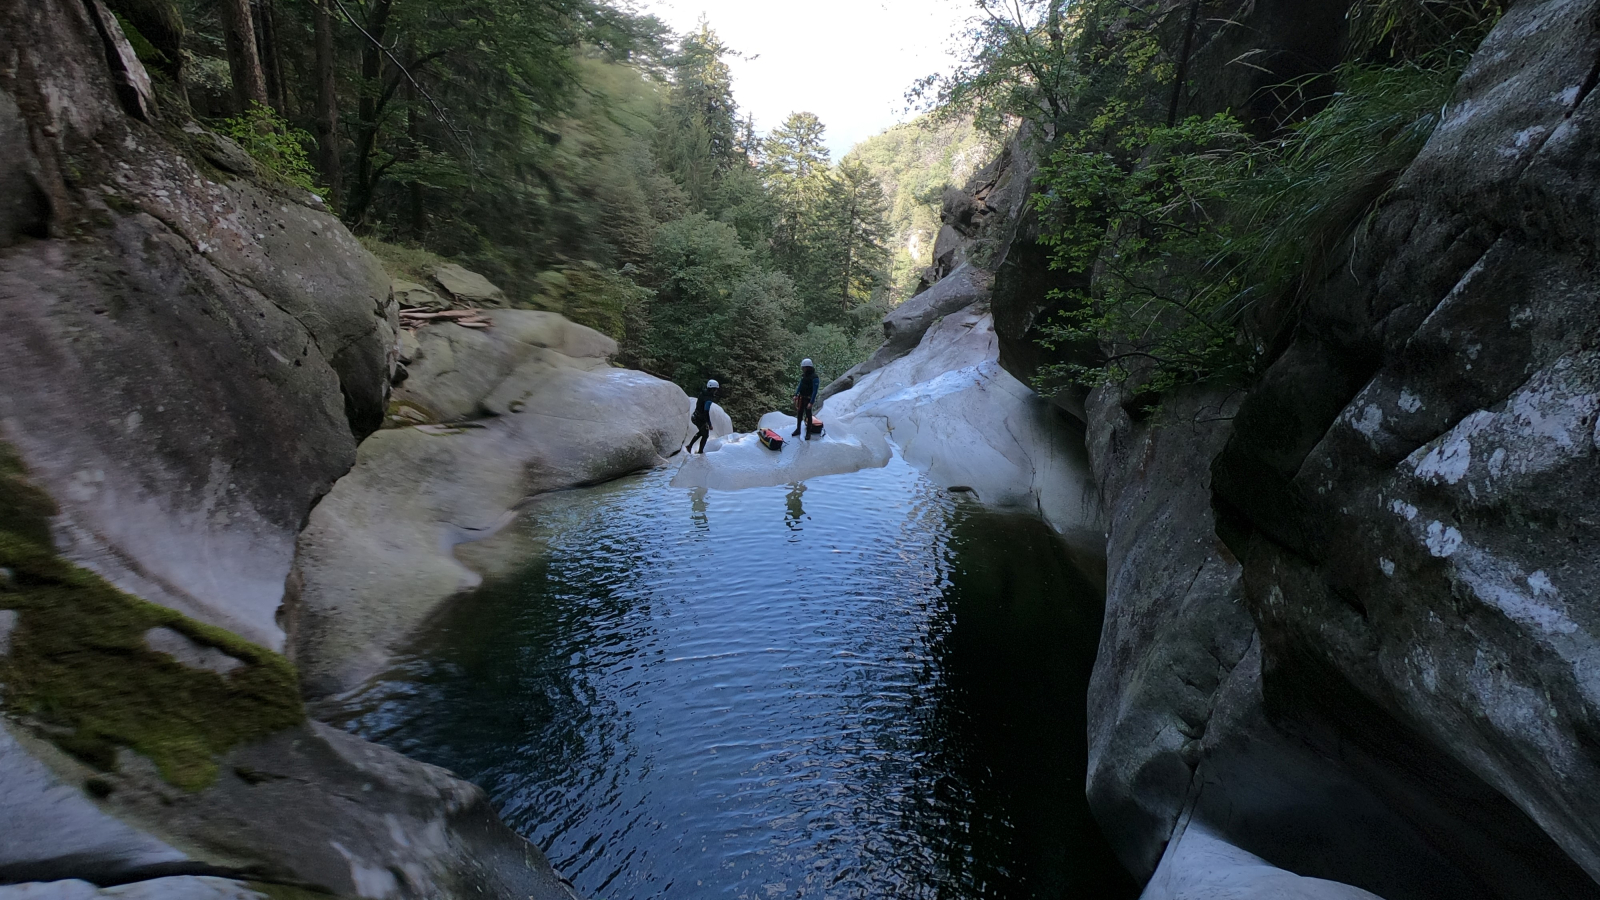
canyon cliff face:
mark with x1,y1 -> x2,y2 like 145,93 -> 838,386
976,0 -> 1600,897
0,2 -> 682,895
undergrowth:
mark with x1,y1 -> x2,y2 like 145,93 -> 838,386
220,102 -> 327,197
0,444 -> 304,792
1031,56 -> 1465,396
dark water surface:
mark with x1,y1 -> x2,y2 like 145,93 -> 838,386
329,456 -> 1135,900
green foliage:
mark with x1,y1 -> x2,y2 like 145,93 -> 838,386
0,446 -> 303,792
645,213 -> 753,380
1346,0 -> 1508,61
1031,60 -> 1460,394
720,271 -> 801,426
359,237 -> 450,288
531,262 -> 651,341
641,214 -> 807,428
796,323 -> 878,388
656,23 -> 744,210
219,102 -> 324,194
178,0 -> 894,426
847,115 -> 995,298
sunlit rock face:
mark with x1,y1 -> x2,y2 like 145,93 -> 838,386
292,322 -> 691,698
670,413 -> 893,492
827,307 -> 1102,549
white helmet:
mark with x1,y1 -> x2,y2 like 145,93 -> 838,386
706,379 -> 719,389
801,358 -> 814,368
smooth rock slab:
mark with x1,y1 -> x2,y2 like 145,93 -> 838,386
0,722 -> 189,885
0,878 -> 268,900
670,412 -> 892,492
1141,820 -> 1385,900
292,350 -> 691,697
825,308 -> 1102,548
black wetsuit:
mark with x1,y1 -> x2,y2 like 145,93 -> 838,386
793,370 -> 818,437
689,389 -> 717,453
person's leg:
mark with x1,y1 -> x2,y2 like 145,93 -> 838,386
691,426 -> 708,453
792,403 -> 804,436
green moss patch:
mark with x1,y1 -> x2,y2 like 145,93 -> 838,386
0,445 -> 304,791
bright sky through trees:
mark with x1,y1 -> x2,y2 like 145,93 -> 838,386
641,0 -> 971,159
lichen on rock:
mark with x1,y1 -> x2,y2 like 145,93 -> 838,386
0,442 -> 303,792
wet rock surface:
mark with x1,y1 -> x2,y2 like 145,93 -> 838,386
0,1 -> 394,652
827,306 -> 1103,550
291,318 -> 691,697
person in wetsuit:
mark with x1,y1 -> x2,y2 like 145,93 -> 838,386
792,359 -> 818,439
689,379 -> 719,454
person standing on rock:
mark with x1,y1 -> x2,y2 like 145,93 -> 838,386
793,359 -> 819,439
689,379 -> 720,454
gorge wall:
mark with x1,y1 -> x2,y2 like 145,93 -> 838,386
0,1 -> 691,895
970,0 -> 1600,897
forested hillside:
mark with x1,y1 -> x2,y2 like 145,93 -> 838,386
848,115 -> 993,297
122,0 -> 899,426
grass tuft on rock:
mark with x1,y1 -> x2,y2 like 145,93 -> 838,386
0,443 -> 304,791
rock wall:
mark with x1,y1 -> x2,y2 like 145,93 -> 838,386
291,311 -> 693,697
1209,0 -> 1600,892
0,2 -> 672,895
0,0 -> 393,652
977,0 -> 1600,897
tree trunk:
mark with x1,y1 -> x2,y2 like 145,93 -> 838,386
313,0 -> 342,207
346,0 -> 394,225
258,0 -> 288,114
218,0 -> 269,112
406,66 -> 426,237
1167,0 -> 1203,127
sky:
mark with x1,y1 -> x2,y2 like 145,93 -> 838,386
639,0 -> 975,159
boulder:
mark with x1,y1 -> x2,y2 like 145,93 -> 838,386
0,0 -> 395,652
390,310 -> 618,424
825,306 -> 1102,549
431,263 -> 507,307
821,263 -> 991,401
3,716 -> 577,900
393,279 -> 450,311
291,330 -> 690,697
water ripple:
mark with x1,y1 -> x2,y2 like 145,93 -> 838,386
329,456 -> 1135,899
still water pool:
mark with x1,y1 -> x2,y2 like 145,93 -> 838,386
328,454 -> 1135,900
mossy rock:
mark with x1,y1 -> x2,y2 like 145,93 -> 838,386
0,444 -> 304,792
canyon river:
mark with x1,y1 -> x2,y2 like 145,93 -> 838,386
327,452 -> 1135,899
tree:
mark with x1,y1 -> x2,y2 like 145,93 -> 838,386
719,271 -> 799,426
820,159 -> 890,315
656,23 -> 743,210
312,0 -> 341,206
645,213 -> 752,381
217,0 -> 268,111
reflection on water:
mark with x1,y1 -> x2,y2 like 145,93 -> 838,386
328,456 -> 1135,900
